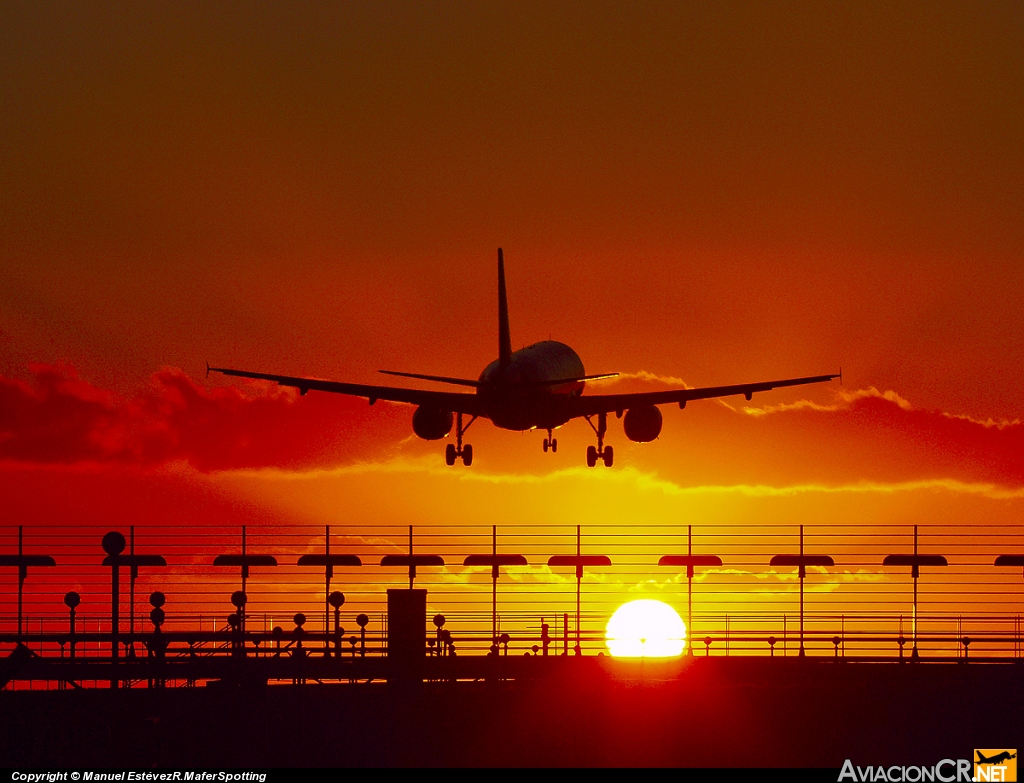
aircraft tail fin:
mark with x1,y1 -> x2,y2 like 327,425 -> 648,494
498,248 -> 512,368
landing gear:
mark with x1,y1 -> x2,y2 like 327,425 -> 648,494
542,429 -> 557,453
584,412 -> 614,467
445,412 -> 477,466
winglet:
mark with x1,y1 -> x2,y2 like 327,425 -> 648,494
206,361 -> 210,379
839,366 -> 843,386
498,248 -> 512,368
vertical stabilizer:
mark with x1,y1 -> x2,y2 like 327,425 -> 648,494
498,248 -> 512,367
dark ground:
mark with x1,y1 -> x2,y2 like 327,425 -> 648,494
1,657 -> 1021,767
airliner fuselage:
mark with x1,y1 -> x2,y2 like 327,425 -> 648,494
478,340 -> 585,430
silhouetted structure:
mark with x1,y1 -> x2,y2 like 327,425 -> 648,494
296,525 -> 362,630
464,525 -> 527,648
0,527 -> 56,637
212,526 -> 277,595
548,526 -> 611,655
659,525 -> 723,655
63,591 -> 80,663
995,554 -> 1024,574
327,591 -> 346,657
3,522 -> 1024,694
146,591 -> 168,688
882,526 -> 948,659
769,526 -> 834,656
380,525 -> 444,589
387,588 -> 426,684
100,530 -> 166,688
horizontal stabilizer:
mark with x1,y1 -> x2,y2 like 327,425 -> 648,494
376,370 -> 618,388
378,370 -> 481,388
519,373 -> 619,386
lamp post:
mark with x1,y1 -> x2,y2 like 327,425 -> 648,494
0,526 -> 56,638
882,526 -> 947,660
328,591 -> 345,658
148,591 -> 167,688
101,531 -> 166,689
658,525 -> 723,655
380,525 -> 444,588
547,526 -> 611,655
769,526 -> 834,657
463,526 -> 527,649
64,591 -> 80,663
356,613 -> 369,657
296,526 -> 361,635
230,590 -> 247,656
213,526 -> 277,633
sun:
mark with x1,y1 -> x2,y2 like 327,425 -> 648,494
605,599 -> 687,658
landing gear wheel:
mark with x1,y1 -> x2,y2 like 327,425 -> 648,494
585,411 -> 610,469
445,411 -> 479,467
543,428 -> 557,454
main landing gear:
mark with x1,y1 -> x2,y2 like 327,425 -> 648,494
584,412 -> 614,468
445,412 -> 477,466
542,428 -> 558,453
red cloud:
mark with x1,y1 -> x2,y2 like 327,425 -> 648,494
740,388 -> 1024,487
635,386 -> 1024,489
0,364 -> 411,471
2,367 -> 1021,489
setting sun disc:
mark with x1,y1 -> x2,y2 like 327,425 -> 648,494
605,599 -> 686,658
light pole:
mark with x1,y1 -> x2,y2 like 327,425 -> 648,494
882,526 -> 947,660
547,525 -> 611,655
770,525 -> 834,657
659,525 -> 723,655
0,526 -> 56,638
101,531 -> 165,689
463,526 -> 527,649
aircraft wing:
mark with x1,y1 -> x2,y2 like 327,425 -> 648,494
566,373 -> 839,418
207,366 -> 489,417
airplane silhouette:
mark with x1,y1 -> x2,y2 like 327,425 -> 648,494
209,249 -> 838,467
977,752 -> 1016,765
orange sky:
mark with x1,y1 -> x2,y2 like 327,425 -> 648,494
1,3 -> 1023,636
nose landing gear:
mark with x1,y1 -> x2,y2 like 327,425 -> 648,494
584,412 -> 614,467
542,429 -> 558,453
445,412 -> 476,466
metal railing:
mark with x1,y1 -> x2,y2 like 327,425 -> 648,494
2,522 -> 1022,687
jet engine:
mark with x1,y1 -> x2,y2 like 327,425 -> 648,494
623,405 -> 663,442
412,406 -> 454,440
